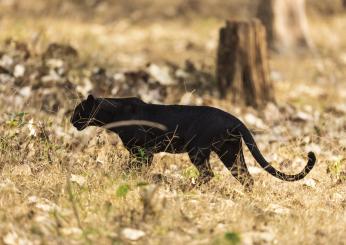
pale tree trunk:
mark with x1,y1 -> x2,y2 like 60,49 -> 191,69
257,0 -> 313,52
216,19 -> 275,108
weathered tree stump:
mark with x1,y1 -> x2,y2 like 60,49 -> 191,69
256,0 -> 313,52
216,19 -> 274,108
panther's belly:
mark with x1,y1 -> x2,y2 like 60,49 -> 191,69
123,129 -> 187,154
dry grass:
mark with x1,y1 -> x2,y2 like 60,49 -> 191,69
0,1 -> 346,244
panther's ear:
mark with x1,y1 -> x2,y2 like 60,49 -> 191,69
87,94 -> 95,103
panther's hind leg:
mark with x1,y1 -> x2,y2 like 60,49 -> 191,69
215,140 -> 254,191
188,148 -> 214,186
231,149 -> 254,191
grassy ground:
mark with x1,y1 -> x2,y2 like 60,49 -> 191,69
0,1 -> 346,244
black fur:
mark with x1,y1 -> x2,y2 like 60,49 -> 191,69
71,95 -> 316,190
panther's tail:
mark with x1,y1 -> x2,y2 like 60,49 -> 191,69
236,120 -> 316,181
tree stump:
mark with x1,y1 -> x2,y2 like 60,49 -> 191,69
256,0 -> 313,52
216,19 -> 274,108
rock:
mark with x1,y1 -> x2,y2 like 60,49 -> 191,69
121,228 -> 146,241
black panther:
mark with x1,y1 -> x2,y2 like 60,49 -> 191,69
71,95 -> 316,190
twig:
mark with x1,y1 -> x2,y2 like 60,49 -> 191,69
102,120 -> 167,131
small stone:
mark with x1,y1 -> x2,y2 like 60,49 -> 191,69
248,166 -> 262,175
121,228 -> 145,241
291,111 -> 313,122
19,86 -> 31,97
0,179 -> 19,193
147,64 -> 175,85
13,64 -> 25,77
27,195 -> 39,204
244,113 -> 267,130
302,178 -> 316,188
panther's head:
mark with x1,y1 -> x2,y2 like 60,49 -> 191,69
70,95 -> 96,131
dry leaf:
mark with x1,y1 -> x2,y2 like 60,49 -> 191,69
12,164 -> 32,176
3,231 -> 33,245
70,174 -> 86,186
61,227 -> 83,236
27,119 -> 37,137
267,203 -> 290,215
242,230 -> 275,245
0,179 -> 19,193
147,63 -> 175,85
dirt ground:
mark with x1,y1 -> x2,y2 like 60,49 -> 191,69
0,1 -> 345,244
